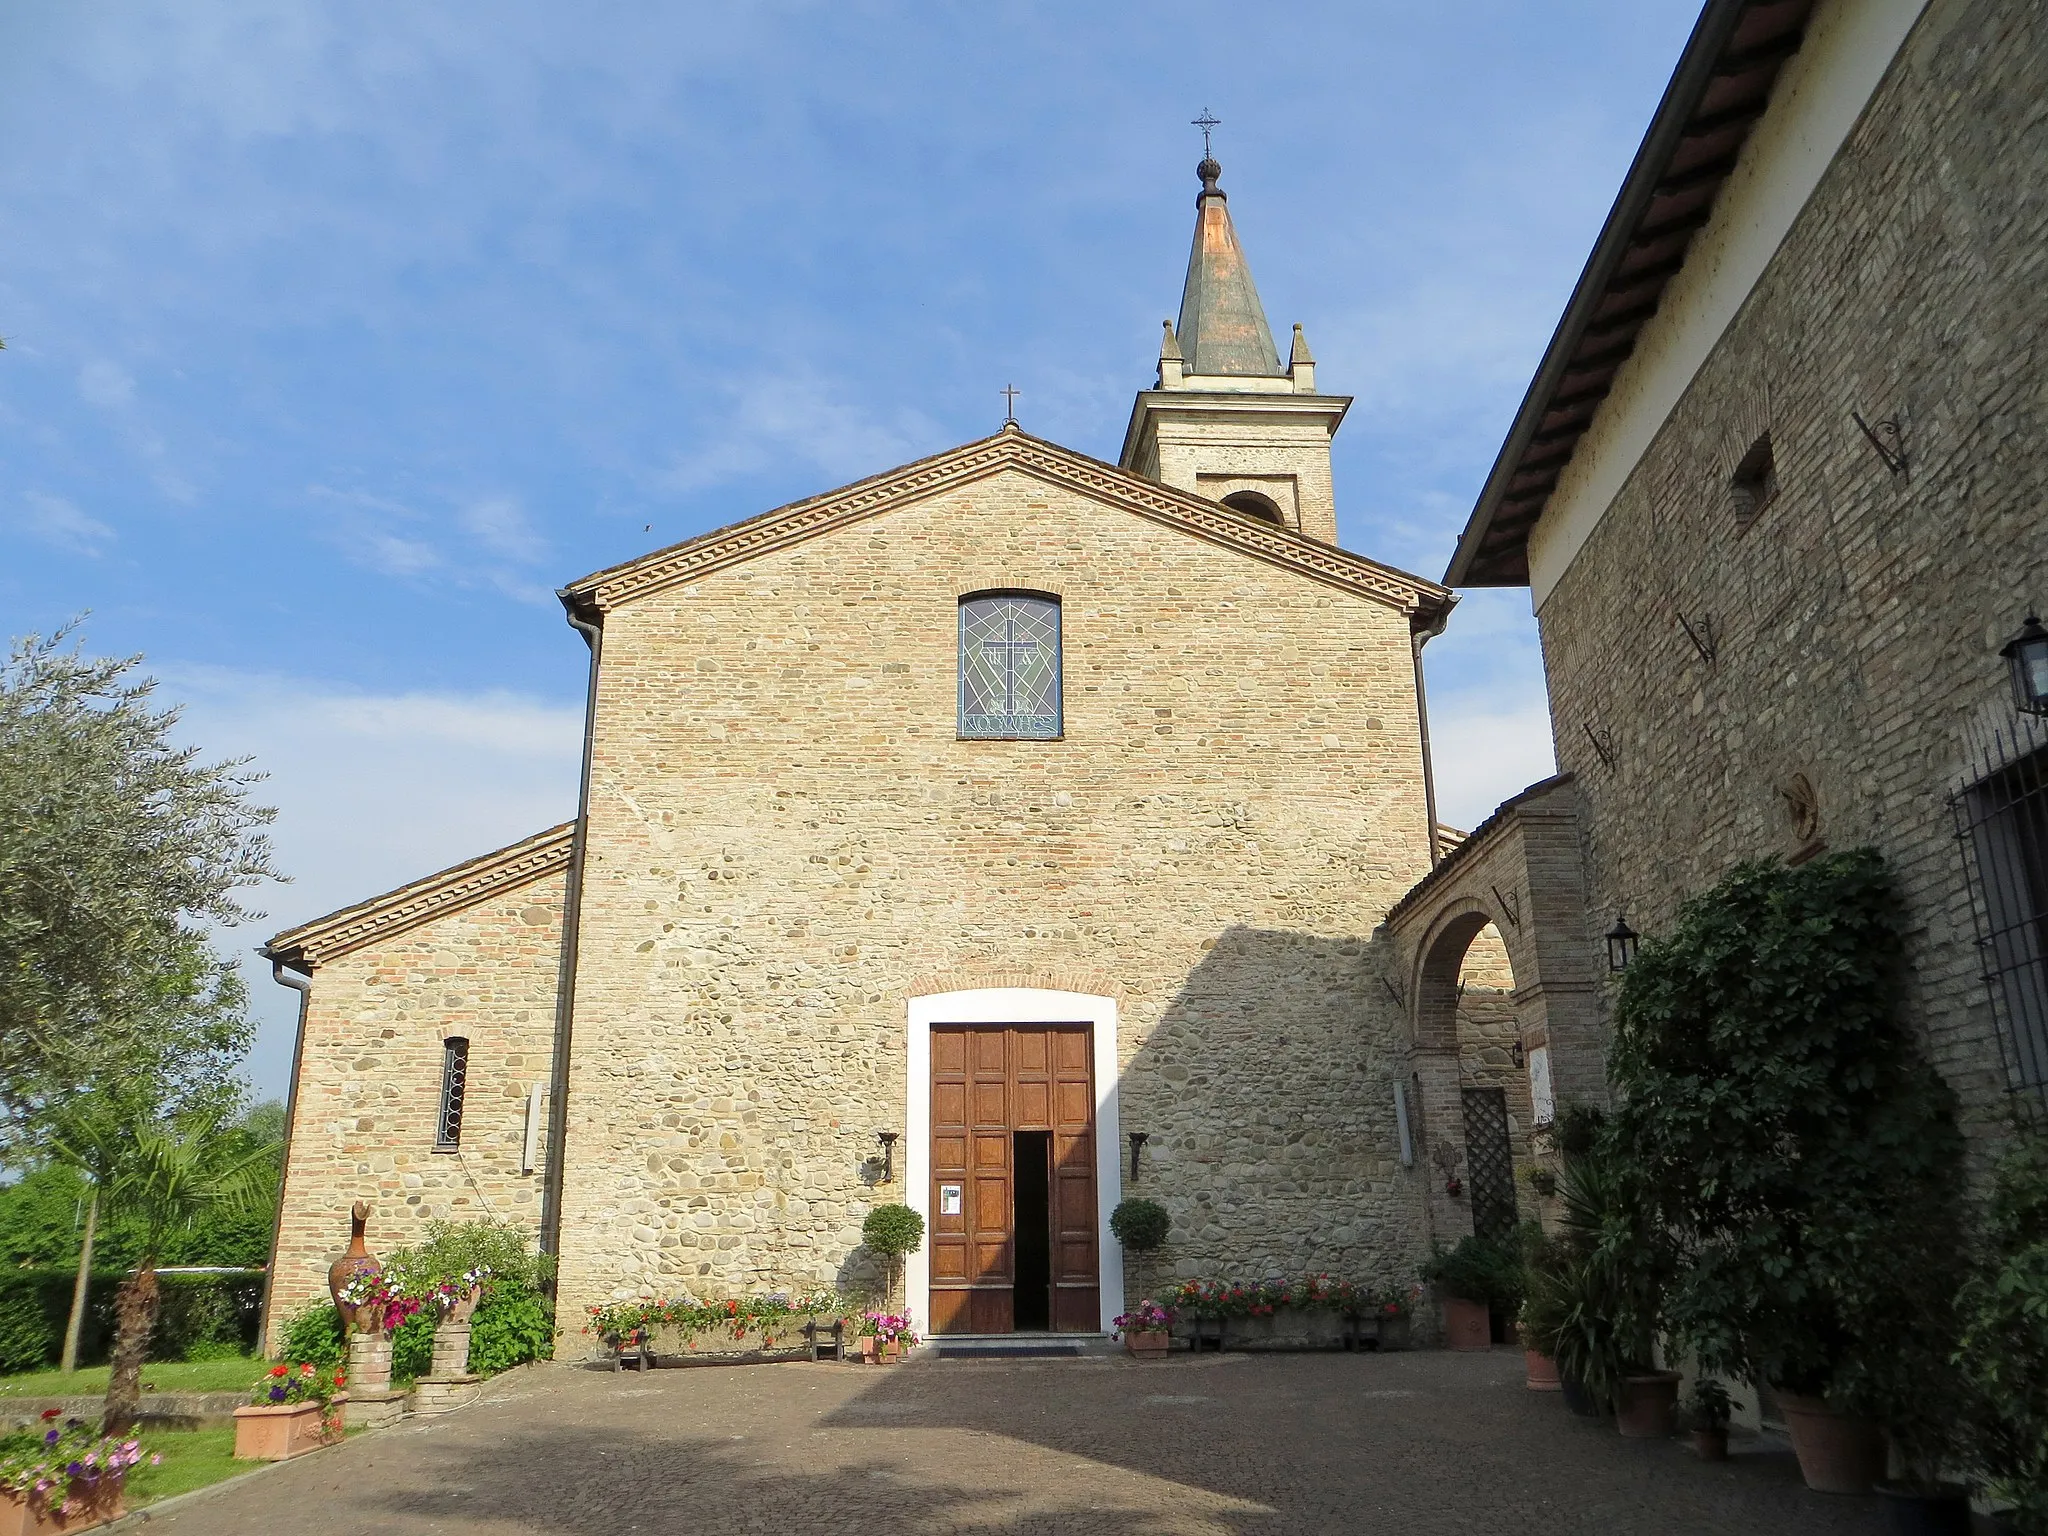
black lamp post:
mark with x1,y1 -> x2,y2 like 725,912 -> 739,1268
1128,1131 -> 1149,1181
1606,915 -> 1639,973
2002,614 -> 2048,717
875,1130 -> 898,1184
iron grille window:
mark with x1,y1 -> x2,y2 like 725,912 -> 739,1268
436,1036 -> 470,1151
1954,741 -> 2048,1112
958,592 -> 1061,740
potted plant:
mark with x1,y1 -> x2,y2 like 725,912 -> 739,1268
1109,1198 -> 1169,1307
863,1312 -> 917,1362
862,1203 -> 924,1318
1421,1234 -> 1520,1351
0,1414 -> 153,1533
233,1361 -> 345,1461
1955,1132 -> 2048,1535
1686,1380 -> 1737,1462
1113,1300 -> 1172,1357
1517,1226 -> 1566,1391
1602,853 -> 1968,1491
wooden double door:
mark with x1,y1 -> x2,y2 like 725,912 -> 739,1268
929,1024 -> 1099,1334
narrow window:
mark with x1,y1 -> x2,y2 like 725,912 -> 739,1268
1955,743 -> 2048,1110
436,1036 -> 470,1151
1730,434 -> 1778,531
959,592 -> 1061,740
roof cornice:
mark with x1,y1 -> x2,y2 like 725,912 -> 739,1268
263,823 -> 574,973
1446,0 -> 1815,588
1117,388 -> 1352,472
562,425 -> 1450,628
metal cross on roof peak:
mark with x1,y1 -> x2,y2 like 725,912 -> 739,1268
1001,383 -> 1019,422
1192,109 -> 1221,158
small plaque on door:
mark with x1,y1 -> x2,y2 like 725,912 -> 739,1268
939,1184 -> 962,1216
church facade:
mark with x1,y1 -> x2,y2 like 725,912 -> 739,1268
261,159 -> 1477,1346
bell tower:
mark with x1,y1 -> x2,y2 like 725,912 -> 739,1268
1118,155 -> 1351,545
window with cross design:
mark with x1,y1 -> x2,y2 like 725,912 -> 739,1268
958,592 -> 1061,740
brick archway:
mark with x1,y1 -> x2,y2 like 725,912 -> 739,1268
1383,775 -> 1604,1247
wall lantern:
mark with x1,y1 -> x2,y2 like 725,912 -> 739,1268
1510,1038 -> 1526,1070
1128,1131 -> 1149,1181
2002,614 -> 2048,717
875,1130 -> 898,1185
1606,915 -> 1640,973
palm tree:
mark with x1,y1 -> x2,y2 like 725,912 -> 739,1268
100,1108 -> 276,1433
45,1098 -> 130,1376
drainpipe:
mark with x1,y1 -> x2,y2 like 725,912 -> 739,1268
540,599 -> 603,1264
255,954 -> 312,1355
1412,613 -> 1449,867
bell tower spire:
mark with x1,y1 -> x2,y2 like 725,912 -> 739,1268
1120,141 -> 1352,545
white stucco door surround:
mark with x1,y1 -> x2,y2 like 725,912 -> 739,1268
904,986 -> 1125,1334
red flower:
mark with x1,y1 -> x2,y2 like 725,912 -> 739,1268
334,1373 -> 346,1387
270,1364 -> 289,1377
40,1409 -> 60,1421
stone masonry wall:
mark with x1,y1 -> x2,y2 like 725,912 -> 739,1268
1537,0 -> 2048,1147
555,465 -> 1436,1328
266,871 -> 564,1346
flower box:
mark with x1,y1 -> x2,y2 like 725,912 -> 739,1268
648,1316 -> 840,1365
1440,1297 -> 1491,1351
1123,1329 -> 1170,1357
0,1479 -> 124,1536
232,1401 -> 329,1462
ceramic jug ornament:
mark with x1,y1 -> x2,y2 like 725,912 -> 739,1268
327,1200 -> 382,1326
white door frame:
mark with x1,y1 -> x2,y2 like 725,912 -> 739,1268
904,987 -> 1124,1334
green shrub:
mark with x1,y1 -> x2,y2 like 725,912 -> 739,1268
276,1303 -> 346,1370
0,1287 -> 51,1374
1958,1130 -> 2048,1528
861,1204 -> 923,1257
470,1283 -> 554,1374
391,1309 -> 434,1381
384,1217 -> 550,1296
182,1339 -> 248,1362
1421,1234 -> 1522,1310
1606,847 -> 1965,1443
1108,1198 -> 1169,1251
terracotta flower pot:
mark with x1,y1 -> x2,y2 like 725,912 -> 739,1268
0,1477 -> 125,1535
858,1336 -> 877,1362
882,1340 -> 903,1363
1616,1370 -> 1681,1438
1559,1374 -> 1600,1417
1124,1329 -> 1170,1358
1692,1427 -> 1729,1462
1776,1391 -> 1884,1494
233,1400 -> 329,1461
1871,1482 -> 1972,1535
1523,1350 -> 1561,1391
1440,1297 -> 1490,1351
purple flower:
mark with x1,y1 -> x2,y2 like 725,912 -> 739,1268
43,1429 -> 58,1446
269,1385 -> 287,1402
65,1461 -> 82,1477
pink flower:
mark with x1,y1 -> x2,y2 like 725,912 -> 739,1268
149,1454 -> 162,1467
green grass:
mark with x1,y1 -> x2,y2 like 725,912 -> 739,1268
0,1356 -> 262,1398
121,1425 -> 252,1508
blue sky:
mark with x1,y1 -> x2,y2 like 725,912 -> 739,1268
0,1 -> 1700,1098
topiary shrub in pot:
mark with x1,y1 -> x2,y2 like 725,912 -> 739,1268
1605,850 -> 1966,1491
862,1204 -> 924,1317
1109,1198 -> 1169,1308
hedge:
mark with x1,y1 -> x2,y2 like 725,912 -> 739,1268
0,1269 -> 264,1374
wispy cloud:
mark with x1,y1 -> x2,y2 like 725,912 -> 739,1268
77,360 -> 136,410
462,495 -> 548,563
14,491 -> 116,554
659,371 -> 948,496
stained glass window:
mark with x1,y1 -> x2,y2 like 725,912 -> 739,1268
959,593 -> 1061,739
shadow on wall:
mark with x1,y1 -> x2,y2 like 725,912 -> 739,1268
1114,923 -> 1425,1294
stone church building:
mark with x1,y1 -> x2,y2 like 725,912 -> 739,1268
257,154 -> 1531,1347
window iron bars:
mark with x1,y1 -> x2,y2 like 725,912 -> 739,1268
437,1036 -> 470,1150
1952,733 -> 2048,1119
1461,1086 -> 1519,1244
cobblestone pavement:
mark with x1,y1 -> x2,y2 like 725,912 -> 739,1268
141,1349 -> 1888,1535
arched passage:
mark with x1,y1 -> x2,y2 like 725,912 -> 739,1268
1385,775 -> 1604,1252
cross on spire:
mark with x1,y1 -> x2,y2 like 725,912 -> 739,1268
1192,108 -> 1221,159
1001,383 -> 1019,423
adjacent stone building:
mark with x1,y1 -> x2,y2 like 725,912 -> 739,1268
1430,0 -> 2048,1147
263,157 -> 1493,1346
